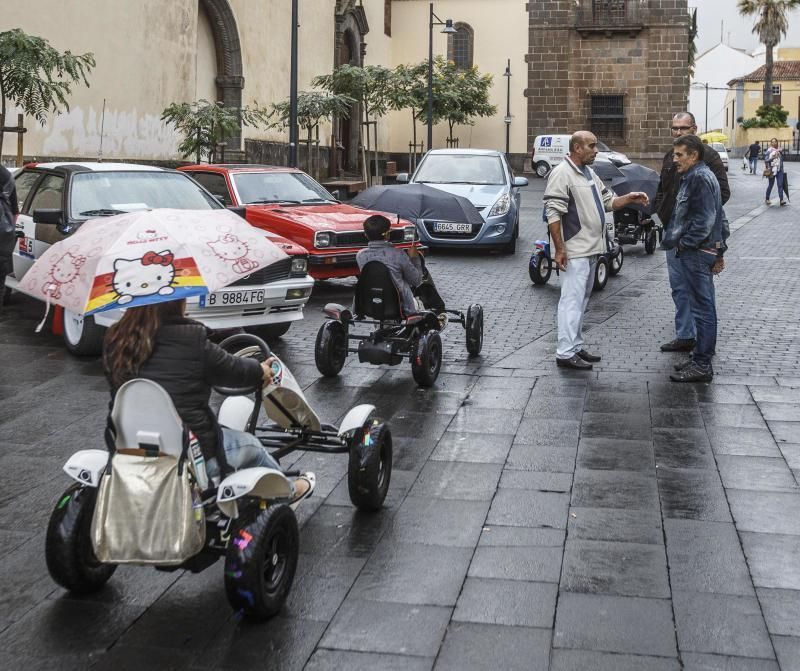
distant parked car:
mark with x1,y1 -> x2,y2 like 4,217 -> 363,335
178,164 -> 417,280
531,135 -> 631,178
8,162 -> 312,354
711,142 -> 729,171
395,149 -> 528,253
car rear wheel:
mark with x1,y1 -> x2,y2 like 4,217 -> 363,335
63,309 -> 105,357
535,161 -> 551,178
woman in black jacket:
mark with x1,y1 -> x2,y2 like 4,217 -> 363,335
103,299 -> 308,497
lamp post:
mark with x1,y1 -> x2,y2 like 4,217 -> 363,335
427,3 -> 456,152
503,59 -> 512,157
289,0 -> 299,167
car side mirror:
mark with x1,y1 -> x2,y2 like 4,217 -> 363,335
395,173 -> 409,183
32,208 -> 63,226
327,188 -> 341,200
513,176 -> 529,187
227,205 -> 247,220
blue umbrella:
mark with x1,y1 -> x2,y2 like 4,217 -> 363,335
351,183 -> 485,226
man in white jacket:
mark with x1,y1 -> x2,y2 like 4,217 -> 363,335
544,131 -> 649,370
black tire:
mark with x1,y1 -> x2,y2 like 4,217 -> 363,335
314,321 -> 347,377
609,246 -> 624,276
45,484 -> 116,594
224,503 -> 299,620
593,256 -> 609,291
644,229 -> 657,255
246,322 -> 292,342
535,161 -> 551,178
347,422 -> 393,512
411,330 -> 442,387
501,220 -> 518,254
466,304 -> 484,357
529,252 -> 552,285
62,309 -> 105,357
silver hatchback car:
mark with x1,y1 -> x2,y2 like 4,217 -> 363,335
396,149 -> 528,253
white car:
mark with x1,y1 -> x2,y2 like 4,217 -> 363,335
7,162 -> 313,355
531,134 -> 631,178
711,143 -> 729,172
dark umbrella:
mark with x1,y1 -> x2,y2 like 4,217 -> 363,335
351,183 -> 485,226
592,158 -> 625,182
611,163 -> 660,213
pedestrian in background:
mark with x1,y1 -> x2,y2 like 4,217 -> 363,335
653,111 -> 729,354
544,131 -> 649,370
662,135 -> 725,383
746,140 -> 761,174
0,165 -> 19,316
764,138 -> 787,206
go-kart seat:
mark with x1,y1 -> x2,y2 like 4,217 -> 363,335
354,261 -> 405,321
110,378 -> 186,458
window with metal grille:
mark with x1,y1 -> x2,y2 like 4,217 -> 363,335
772,84 -> 781,95
592,0 -> 627,21
447,23 -> 474,70
590,95 -> 625,139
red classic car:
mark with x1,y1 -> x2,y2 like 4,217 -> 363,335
178,164 -> 417,279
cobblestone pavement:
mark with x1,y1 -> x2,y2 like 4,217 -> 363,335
0,163 -> 798,670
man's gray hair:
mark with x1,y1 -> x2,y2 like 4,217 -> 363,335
673,134 -> 704,158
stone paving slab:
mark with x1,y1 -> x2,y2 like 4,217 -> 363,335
1,166 -> 800,668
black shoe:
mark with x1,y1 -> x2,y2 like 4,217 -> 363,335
670,362 -> 713,383
577,349 -> 601,362
673,358 -> 694,372
557,354 -> 593,370
660,338 -> 696,352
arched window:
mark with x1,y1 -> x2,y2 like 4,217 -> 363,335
447,22 -> 474,70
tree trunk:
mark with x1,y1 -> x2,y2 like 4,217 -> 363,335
411,109 -> 417,171
764,44 -> 774,106
1,93 -> 7,158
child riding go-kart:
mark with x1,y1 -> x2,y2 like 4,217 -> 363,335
45,334 -> 392,620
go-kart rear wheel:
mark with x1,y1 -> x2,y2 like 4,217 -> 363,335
609,246 -> 624,276
466,304 -> 484,357
348,422 -> 393,512
224,503 -> 299,620
529,252 -> 551,285
411,330 -> 442,387
593,256 -> 609,291
45,484 -> 116,594
644,229 -> 657,255
315,321 -> 347,377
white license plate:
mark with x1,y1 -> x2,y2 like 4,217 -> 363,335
200,289 -> 265,308
433,222 -> 472,233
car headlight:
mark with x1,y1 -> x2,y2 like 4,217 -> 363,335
315,231 -> 332,248
489,193 -> 511,217
290,256 -> 307,275
403,226 -> 416,242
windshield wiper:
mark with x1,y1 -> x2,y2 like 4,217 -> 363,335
301,198 -> 333,204
247,199 -> 302,205
78,208 -> 128,216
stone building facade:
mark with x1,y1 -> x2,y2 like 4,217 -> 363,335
525,0 -> 689,159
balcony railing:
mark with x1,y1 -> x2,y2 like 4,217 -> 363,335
575,0 -> 647,34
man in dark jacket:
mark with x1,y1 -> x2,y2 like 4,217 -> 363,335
746,141 -> 761,174
653,111 -> 729,353
0,165 -> 18,315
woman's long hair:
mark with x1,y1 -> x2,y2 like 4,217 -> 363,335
103,299 -> 186,388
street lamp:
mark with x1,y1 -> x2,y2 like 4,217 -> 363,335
427,3 -> 456,152
503,60 -> 512,157
289,0 -> 299,167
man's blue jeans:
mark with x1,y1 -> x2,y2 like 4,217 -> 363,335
678,249 -> 717,368
666,248 -> 696,341
749,157 -> 758,174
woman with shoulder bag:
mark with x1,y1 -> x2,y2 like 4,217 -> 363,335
764,138 -> 787,206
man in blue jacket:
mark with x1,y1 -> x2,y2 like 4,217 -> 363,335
661,134 -> 725,383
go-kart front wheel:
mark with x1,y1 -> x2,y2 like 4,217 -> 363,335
224,503 -> 299,620
466,304 -> 484,357
348,422 -> 393,512
315,321 -> 347,377
529,252 -> 551,285
411,330 -> 442,387
45,484 -> 116,594
609,246 -> 624,276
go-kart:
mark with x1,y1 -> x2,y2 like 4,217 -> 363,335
529,226 -> 623,291
612,207 -> 661,255
314,261 -> 484,388
44,334 -> 392,620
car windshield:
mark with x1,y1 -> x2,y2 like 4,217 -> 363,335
414,154 -> 506,185
712,143 -> 726,152
70,171 -> 220,219
232,171 -> 335,204
596,140 -> 611,152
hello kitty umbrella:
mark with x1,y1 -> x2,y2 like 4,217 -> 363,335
20,208 -> 288,325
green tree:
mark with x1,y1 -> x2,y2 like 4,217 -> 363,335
388,62 -> 428,156
161,99 -> 271,163
739,103 -> 789,128
737,0 -> 800,105
0,28 -> 95,157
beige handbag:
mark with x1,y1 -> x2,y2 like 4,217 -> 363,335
91,450 -> 205,565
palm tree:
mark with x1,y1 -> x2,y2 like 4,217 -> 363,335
737,0 -> 800,105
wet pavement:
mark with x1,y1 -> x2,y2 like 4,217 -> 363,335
0,162 -> 799,670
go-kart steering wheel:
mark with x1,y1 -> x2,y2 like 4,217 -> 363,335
214,333 -> 273,396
